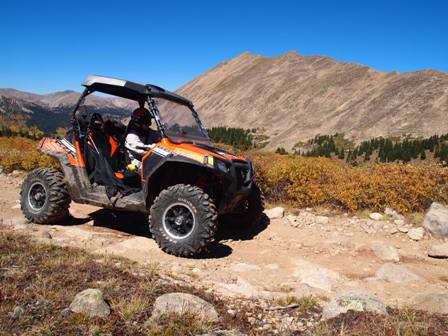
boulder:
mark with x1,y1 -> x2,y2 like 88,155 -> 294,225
150,293 -> 218,322
322,292 -> 387,320
371,242 -> 400,262
69,288 -> 110,318
264,207 -> 285,219
428,243 -> 448,258
423,202 -> 448,237
375,263 -> 420,283
369,213 -> 383,221
412,292 -> 448,314
407,227 -> 425,241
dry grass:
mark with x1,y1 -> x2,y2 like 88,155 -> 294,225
0,231 -> 245,336
309,308 -> 448,336
1,230 -> 447,335
0,137 -> 57,172
253,153 -> 448,213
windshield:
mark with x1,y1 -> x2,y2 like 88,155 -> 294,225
155,98 -> 211,145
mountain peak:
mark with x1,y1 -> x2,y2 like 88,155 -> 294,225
177,51 -> 448,149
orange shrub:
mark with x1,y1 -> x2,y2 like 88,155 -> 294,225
252,154 -> 448,213
0,137 -> 57,172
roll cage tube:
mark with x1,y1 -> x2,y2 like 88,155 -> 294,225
146,96 -> 167,137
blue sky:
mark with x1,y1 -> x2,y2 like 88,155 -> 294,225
1,0 -> 447,93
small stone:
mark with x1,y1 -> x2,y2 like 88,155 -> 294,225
407,227 -> 424,241
322,292 -> 387,320
247,316 -> 256,324
8,306 -> 25,319
389,227 -> 399,235
423,202 -> 448,238
397,225 -> 409,233
428,243 -> 448,258
369,213 -> 383,221
60,308 -> 71,316
150,293 -> 218,322
385,208 -> 404,220
69,288 -> 110,318
264,207 -> 285,219
227,309 -> 236,317
376,263 -> 420,283
315,216 -> 329,225
371,241 -> 400,262
413,292 -> 448,314
394,219 -> 405,226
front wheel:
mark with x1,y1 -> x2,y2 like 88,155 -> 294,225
20,168 -> 71,224
149,184 -> 218,257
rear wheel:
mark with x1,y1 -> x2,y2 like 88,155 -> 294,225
20,168 -> 71,224
149,184 -> 218,257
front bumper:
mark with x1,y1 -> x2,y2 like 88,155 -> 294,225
217,159 -> 254,214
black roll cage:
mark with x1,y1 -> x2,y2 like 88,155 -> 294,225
71,78 -> 209,141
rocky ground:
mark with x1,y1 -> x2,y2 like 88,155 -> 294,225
1,172 -> 448,334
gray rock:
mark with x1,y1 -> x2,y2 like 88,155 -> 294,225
394,219 -> 405,225
413,292 -> 448,314
8,306 -> 25,319
196,330 -> 247,336
60,308 -> 71,316
150,293 -> 218,322
371,242 -> 400,262
264,207 -> 285,219
322,292 -> 387,320
294,259 -> 341,292
385,208 -> 404,220
69,288 -> 110,318
407,227 -> 425,241
397,224 -> 409,232
376,263 -> 420,283
423,202 -> 448,237
428,243 -> 448,258
369,213 -> 383,221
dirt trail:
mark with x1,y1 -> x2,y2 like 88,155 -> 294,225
1,172 -> 447,309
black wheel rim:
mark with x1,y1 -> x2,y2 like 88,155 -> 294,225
28,182 -> 47,211
162,202 -> 196,240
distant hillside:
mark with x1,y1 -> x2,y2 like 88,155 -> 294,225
176,51 -> 448,149
0,89 -> 132,133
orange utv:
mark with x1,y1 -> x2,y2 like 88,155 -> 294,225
20,76 -> 264,257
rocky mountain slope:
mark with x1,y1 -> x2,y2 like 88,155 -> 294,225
0,89 -> 132,133
2,51 -> 448,145
177,51 -> 448,149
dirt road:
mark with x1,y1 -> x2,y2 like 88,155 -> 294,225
1,172 -> 447,311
